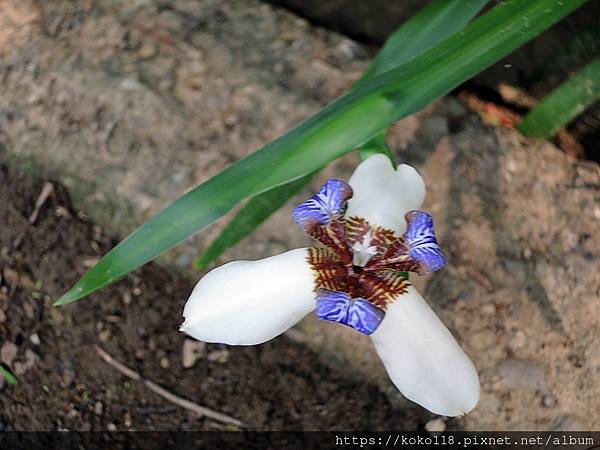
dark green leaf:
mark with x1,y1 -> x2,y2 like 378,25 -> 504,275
518,55 -> 600,138
194,172 -> 317,270
196,0 -> 482,270
357,0 -> 489,83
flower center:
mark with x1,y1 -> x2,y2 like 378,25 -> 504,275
292,177 -> 446,334
306,219 -> 412,311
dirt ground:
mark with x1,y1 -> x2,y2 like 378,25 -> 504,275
0,161 -> 435,431
1,0 -> 599,433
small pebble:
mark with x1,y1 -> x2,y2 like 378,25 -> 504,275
425,418 -> 446,433
543,394 -> 556,408
98,329 -> 111,343
498,358 -> 547,393
506,160 -> 518,173
107,423 -> 117,431
2,268 -> 35,290
119,78 -> 143,91
481,304 -> 496,316
82,258 -> 100,268
160,356 -> 170,369
1,342 -> 18,366
224,115 -> 238,127
510,330 -> 527,350
23,302 -> 35,319
94,402 -> 104,415
29,333 -> 41,346
182,339 -> 206,369
14,349 -> 37,375
138,40 -> 157,59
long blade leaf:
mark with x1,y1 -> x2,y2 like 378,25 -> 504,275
518,56 -> 600,138
56,0 -> 588,305
197,0 -> 485,270
194,172 -> 316,270
357,0 -> 489,83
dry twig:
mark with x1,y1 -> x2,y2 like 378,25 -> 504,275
29,182 -> 54,224
95,345 -> 246,428
13,182 -> 54,248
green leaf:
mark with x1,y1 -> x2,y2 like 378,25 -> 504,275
358,0 -> 488,169
56,0 -> 588,306
194,172 -> 317,270
196,0 -> 482,271
357,0 -> 489,83
0,365 -> 18,385
518,55 -> 600,138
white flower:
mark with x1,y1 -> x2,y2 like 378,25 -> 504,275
181,154 -> 480,417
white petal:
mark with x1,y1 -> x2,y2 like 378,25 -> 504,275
346,154 -> 425,234
181,248 -> 315,345
371,286 -> 480,416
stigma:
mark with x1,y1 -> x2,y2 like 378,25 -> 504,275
351,230 -> 378,267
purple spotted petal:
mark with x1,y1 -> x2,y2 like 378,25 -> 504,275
292,179 -> 352,232
405,210 -> 446,273
316,289 -> 384,336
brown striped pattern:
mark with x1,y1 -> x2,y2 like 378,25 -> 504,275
358,270 -> 411,309
307,247 -> 347,293
307,248 -> 412,311
305,212 -> 419,310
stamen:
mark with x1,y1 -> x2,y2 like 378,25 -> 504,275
351,230 -> 378,267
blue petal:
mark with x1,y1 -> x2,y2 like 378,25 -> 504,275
316,289 -> 385,336
316,290 -> 350,322
405,210 -> 446,273
292,179 -> 352,232
346,299 -> 386,335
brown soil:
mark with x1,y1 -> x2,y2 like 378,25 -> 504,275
0,160 -> 432,431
